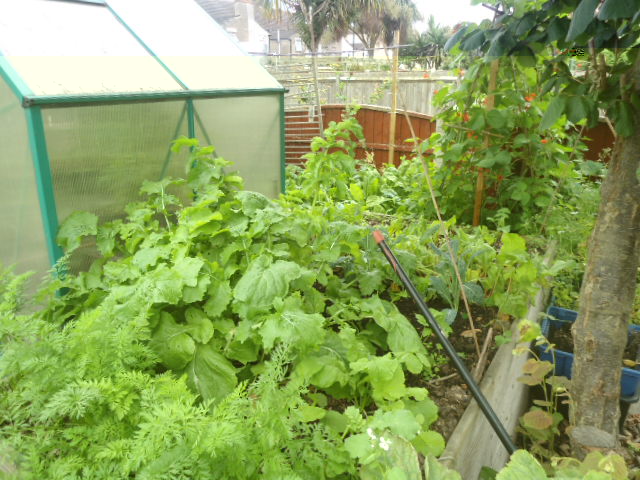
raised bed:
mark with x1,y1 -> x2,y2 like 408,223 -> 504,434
439,243 -> 556,479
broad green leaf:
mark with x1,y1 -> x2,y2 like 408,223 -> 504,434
370,410 -> 421,440
463,282 -> 484,304
180,204 -> 223,233
479,467 -> 498,480
236,190 -> 270,216
298,405 -> 327,422
547,17 -> 571,42
540,96 -> 566,130
351,355 -> 406,402
361,434 -> 422,480
499,233 -> 526,257
344,433 -> 374,459
515,262 -> 537,283
133,246 -> 167,270
233,255 -> 302,317
496,450 -> 548,479
57,211 -> 98,252
487,30 -> 516,58
424,455 -> 463,480
260,300 -> 325,351
171,136 -> 199,153
204,277 -> 232,318
494,150 -> 511,166
445,25 -> 470,51
522,409 -> 553,430
486,110 -> 507,129
321,410 -> 348,433
567,96 -> 588,124
144,266 -> 184,304
350,182 -> 365,202
174,257 -> 204,288
412,430 -> 445,456
598,0 -> 640,20
386,314 -> 428,365
225,338 -> 259,364
311,361 -> 350,388
468,111 -> 485,131
182,273 -> 212,304
358,270 -> 384,296
184,307 -> 214,344
150,312 -> 196,370
477,155 -> 496,168
183,343 -> 237,403
96,222 -> 117,256
566,0 -> 599,41
461,29 -> 486,50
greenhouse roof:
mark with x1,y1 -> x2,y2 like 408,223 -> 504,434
0,0 -> 283,105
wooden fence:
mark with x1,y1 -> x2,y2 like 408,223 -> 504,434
285,104 -> 615,167
285,104 -> 436,168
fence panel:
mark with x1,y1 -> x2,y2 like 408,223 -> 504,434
285,104 -> 436,168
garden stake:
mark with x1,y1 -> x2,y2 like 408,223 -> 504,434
372,230 -> 518,456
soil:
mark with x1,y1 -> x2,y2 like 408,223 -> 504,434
394,297 -> 501,440
548,322 -> 640,367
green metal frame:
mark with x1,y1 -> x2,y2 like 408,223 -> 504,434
23,88 -> 285,107
280,92 -> 286,194
187,100 -> 196,138
25,107 -> 63,266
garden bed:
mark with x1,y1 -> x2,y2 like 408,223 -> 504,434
437,242 -> 557,478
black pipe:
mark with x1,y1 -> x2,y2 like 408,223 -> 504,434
372,230 -> 518,455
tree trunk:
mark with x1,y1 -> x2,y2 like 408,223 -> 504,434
570,55 -> 640,457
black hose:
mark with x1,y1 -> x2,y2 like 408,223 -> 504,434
372,230 -> 518,456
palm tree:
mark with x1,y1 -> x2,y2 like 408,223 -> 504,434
349,0 -> 421,58
380,0 -> 421,48
423,15 -> 451,69
260,0 -> 381,134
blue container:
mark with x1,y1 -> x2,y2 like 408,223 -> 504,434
540,306 -> 640,399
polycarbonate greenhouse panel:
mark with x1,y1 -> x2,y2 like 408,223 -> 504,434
108,0 -> 283,91
0,77 -> 49,276
43,101 -> 190,267
0,0 -> 183,96
194,95 -> 281,197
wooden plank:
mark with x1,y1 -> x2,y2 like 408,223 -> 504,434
440,243 -> 557,479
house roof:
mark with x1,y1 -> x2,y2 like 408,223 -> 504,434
254,8 -> 299,39
194,0 -> 237,25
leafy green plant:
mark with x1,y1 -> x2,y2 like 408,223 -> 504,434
494,450 -> 629,480
514,320 -> 571,461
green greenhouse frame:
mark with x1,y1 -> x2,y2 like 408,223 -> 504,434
0,0 -> 286,278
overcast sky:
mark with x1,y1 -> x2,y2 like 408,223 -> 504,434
413,0 -> 495,29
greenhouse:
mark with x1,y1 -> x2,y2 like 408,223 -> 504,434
0,0 -> 285,276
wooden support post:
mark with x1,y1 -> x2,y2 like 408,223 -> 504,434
472,59 -> 500,226
388,30 -> 400,165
